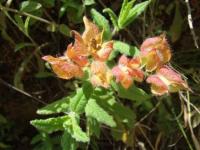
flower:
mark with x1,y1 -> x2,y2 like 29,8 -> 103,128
140,34 -> 171,72
81,16 -> 113,61
146,65 -> 188,95
112,55 -> 144,89
90,61 -> 113,88
42,55 -> 83,80
65,32 -> 89,67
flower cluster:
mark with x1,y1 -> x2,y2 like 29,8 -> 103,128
43,16 -> 113,88
43,16 -> 188,96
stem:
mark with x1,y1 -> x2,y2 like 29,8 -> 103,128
0,4 -> 53,25
185,0 -> 199,49
172,109 -> 194,150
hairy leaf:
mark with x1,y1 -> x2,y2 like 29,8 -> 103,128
64,114 -> 89,142
61,131 -> 78,150
85,98 -> 116,127
118,0 -> 136,29
70,88 -> 89,114
30,116 -> 69,133
113,40 -> 139,56
112,82 -> 150,102
37,97 -> 70,115
123,0 -> 150,28
103,8 -> 119,31
87,117 -> 100,138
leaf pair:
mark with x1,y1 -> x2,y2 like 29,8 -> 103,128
103,0 -> 150,30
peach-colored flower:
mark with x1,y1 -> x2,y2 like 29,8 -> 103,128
81,16 -> 113,61
90,61 -> 113,88
112,55 -> 144,89
63,30 -> 89,67
140,34 -> 171,72
42,55 -> 83,80
146,65 -> 188,95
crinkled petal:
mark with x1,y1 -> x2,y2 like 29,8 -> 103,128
145,50 -> 161,72
119,55 -> 129,65
95,41 -> 113,61
140,34 -> 171,71
112,66 -> 124,82
129,68 -> 144,82
66,44 -> 89,67
128,57 -> 141,68
82,16 -> 100,44
147,75 -> 168,95
70,30 -> 88,56
90,61 -> 112,88
42,55 -> 83,79
157,66 -> 188,92
112,66 -> 133,89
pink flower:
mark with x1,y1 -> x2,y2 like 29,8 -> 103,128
147,65 -> 188,95
90,61 -> 113,88
112,55 -> 144,89
140,34 -> 171,72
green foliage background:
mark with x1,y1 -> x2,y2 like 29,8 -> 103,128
0,0 -> 200,149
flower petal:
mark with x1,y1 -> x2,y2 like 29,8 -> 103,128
128,57 -> 141,68
140,34 -> 171,71
157,66 -> 188,92
147,75 -> 168,95
95,41 -> 113,61
70,30 -> 88,56
66,44 -> 89,67
145,50 -> 160,72
112,66 -> 133,89
129,68 -> 144,82
82,16 -> 100,44
42,55 -> 83,79
90,61 -> 112,88
119,55 -> 129,65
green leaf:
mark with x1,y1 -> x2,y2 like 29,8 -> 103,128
61,131 -> 78,150
110,102 -> 136,128
83,0 -> 95,6
40,0 -> 55,8
82,81 -> 93,99
20,1 -> 42,12
113,40 -> 140,56
14,42 -> 35,52
59,24 -> 70,37
85,98 -> 116,127
20,1 -> 43,25
103,8 -> 119,31
64,114 -> 89,142
24,16 -> 30,35
108,49 -> 119,61
14,15 -> 24,31
30,116 -> 69,133
112,82 -> 150,102
87,117 -> 100,138
94,92 -> 136,128
118,0 -> 129,23
122,0 -> 150,28
91,9 -> 111,40
118,0 -> 136,29
37,97 -> 70,115
70,88 -> 89,114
